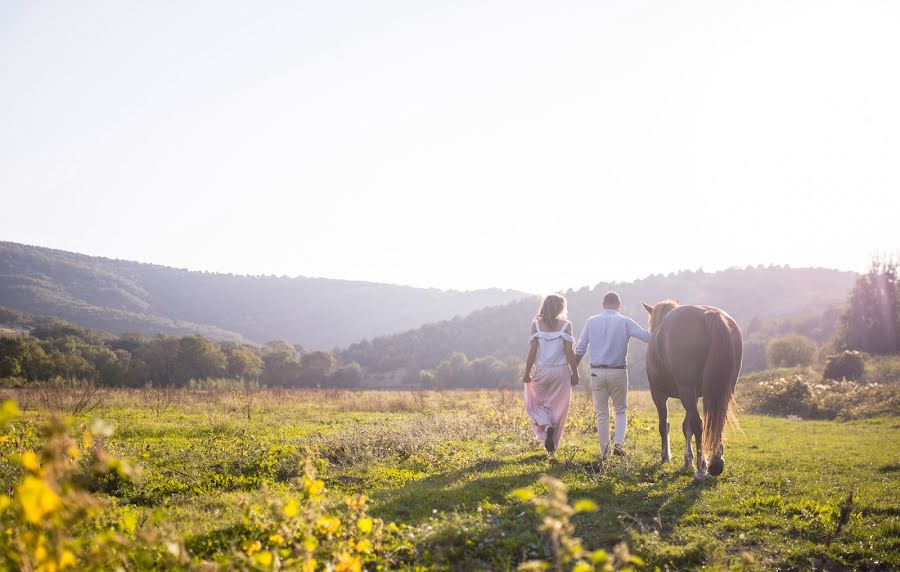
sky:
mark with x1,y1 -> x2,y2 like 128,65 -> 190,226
1,1 -> 898,294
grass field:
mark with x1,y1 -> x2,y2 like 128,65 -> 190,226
1,386 -> 898,571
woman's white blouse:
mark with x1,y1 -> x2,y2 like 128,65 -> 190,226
529,320 -> 574,367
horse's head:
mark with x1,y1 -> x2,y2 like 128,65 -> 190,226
641,300 -> 679,333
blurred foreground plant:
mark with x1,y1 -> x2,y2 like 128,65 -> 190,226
513,475 -> 644,572
223,457 -> 410,571
0,399 -> 174,571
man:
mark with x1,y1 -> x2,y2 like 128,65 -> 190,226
575,291 -> 652,457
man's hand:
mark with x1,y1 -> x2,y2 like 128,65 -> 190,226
522,373 -> 532,384
570,372 -> 580,387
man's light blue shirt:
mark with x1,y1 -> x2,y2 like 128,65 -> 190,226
574,309 -> 652,367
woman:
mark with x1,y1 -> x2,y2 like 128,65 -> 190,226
523,294 -> 579,454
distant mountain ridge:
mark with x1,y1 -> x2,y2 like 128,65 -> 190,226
339,266 -> 858,384
0,242 -> 527,347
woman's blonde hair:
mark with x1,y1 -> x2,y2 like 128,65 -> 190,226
536,294 -> 567,325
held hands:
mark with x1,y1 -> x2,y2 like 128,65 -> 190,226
522,373 -> 532,384
570,372 -> 580,386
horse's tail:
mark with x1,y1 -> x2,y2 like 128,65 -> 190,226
701,310 -> 739,460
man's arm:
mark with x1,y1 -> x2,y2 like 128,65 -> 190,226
626,317 -> 652,343
573,319 -> 590,366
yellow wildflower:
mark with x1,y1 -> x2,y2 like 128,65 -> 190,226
252,551 -> 273,567
315,515 -> 340,534
282,497 -> 299,518
59,549 -> 76,569
356,517 -> 373,534
334,552 -> 362,572
302,557 -> 317,572
356,538 -> 373,553
20,450 -> 40,472
81,431 -> 93,451
242,540 -> 261,556
302,535 -> 318,552
16,477 -> 60,524
268,533 -> 284,546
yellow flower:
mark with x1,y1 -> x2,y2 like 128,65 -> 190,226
34,540 -> 48,562
243,540 -> 261,556
59,549 -> 76,569
282,497 -> 299,518
252,550 -> 273,567
0,494 -> 10,511
81,431 -> 93,451
16,476 -> 60,524
302,557 -> 317,572
356,538 -> 373,553
334,552 -> 362,572
302,535 -> 318,552
356,517 -> 373,534
268,533 -> 284,546
315,515 -> 340,534
20,451 -> 40,472
302,476 -> 325,497
0,400 -> 20,425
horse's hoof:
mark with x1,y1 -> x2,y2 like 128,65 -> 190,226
681,462 -> 692,473
694,470 -> 707,481
709,458 -> 724,476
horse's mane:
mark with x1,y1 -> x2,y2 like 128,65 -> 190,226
649,300 -> 679,333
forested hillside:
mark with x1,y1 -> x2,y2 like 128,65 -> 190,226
0,242 -> 525,348
340,266 -> 857,385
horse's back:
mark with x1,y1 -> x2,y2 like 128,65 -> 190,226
648,305 -> 742,396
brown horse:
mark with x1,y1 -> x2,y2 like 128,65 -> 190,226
641,301 -> 742,478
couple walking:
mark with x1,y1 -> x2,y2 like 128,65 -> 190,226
523,291 -> 651,457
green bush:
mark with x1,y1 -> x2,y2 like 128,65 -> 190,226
766,335 -> 818,368
823,351 -> 865,381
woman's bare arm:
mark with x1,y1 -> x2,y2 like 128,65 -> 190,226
564,322 -> 579,386
523,322 -> 537,383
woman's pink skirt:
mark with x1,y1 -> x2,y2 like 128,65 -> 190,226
524,364 -> 572,450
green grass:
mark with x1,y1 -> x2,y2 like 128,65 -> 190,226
2,387 -> 898,570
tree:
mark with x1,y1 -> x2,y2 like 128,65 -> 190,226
766,334 -> 818,368
261,350 -> 302,387
833,258 -> 899,354
329,362 -> 363,388
298,351 -> 337,387
173,336 -> 227,385
225,347 -> 264,380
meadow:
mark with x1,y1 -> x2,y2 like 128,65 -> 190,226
1,381 -> 897,571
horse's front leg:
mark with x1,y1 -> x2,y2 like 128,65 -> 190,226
652,391 -> 670,464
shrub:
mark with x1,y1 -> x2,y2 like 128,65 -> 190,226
512,475 -> 643,571
738,372 -> 900,420
766,335 -> 818,368
823,351 -> 865,381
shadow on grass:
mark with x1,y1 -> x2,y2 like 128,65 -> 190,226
365,448 -> 712,569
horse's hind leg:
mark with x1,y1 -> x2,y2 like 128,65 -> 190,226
652,390 -> 670,463
682,394 -> 707,478
680,415 -> 693,472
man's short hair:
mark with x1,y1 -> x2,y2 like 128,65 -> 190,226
603,291 -> 621,307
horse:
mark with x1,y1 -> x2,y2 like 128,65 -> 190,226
641,300 -> 742,479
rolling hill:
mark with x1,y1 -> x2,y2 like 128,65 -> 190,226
339,266 -> 858,385
0,242 -> 526,348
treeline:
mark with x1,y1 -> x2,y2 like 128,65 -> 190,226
340,266 -> 858,384
725,259 -> 900,371
0,311 -> 361,388
418,353 -> 520,389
